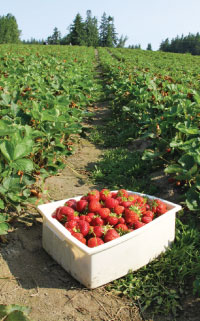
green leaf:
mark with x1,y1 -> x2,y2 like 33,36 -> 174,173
11,159 -> 34,172
176,122 -> 200,135
164,164 -> 183,174
0,222 -> 9,235
178,154 -> 195,170
0,213 -> 8,222
0,304 -> 31,319
0,120 -> 16,136
186,188 -> 200,211
0,199 -> 4,209
5,310 -> 31,321
0,141 -> 32,162
1,93 -> 11,106
41,109 -> 60,122
142,149 -> 160,160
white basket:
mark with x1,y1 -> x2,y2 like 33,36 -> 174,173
38,191 -> 182,289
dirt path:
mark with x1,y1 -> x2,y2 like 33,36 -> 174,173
0,102 -> 143,321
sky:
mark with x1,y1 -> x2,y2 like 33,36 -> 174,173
1,0 -> 200,50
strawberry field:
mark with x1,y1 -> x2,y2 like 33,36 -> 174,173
0,45 -> 200,320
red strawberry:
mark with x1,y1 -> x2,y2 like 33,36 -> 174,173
111,192 -> 118,198
100,188 -> 112,201
76,199 -> 88,213
124,206 -> 141,224
65,220 -> 77,229
134,221 -> 145,229
87,237 -> 104,247
88,200 -> 101,212
105,198 -> 118,209
142,216 -> 153,224
56,206 -> 74,221
104,229 -> 120,242
92,225 -> 104,238
114,205 -> 125,215
143,210 -> 154,219
64,199 -> 77,209
115,223 -> 129,232
97,207 -> 110,219
118,217 -> 125,224
91,216 -> 104,226
106,214 -> 118,226
77,220 -> 90,236
71,232 -> 86,244
156,200 -> 167,216
120,200 -> 132,208
87,189 -> 100,201
117,189 -> 129,198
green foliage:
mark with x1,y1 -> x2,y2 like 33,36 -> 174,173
0,45 -> 98,211
0,14 -> 21,44
0,304 -> 32,321
160,32 -> 200,55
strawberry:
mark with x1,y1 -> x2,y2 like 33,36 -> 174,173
77,220 -> 90,236
117,189 -> 129,198
134,221 -> 145,229
115,223 -> 128,231
99,188 -> 112,201
91,216 -> 104,226
92,225 -> 104,238
105,198 -> 119,209
88,200 -> 101,212
106,213 -> 119,226
104,229 -> 120,243
114,205 -> 125,215
111,192 -> 118,198
120,200 -> 132,208
87,189 -> 100,201
64,199 -> 77,209
56,206 -> 75,221
71,232 -> 86,244
142,216 -> 153,224
64,220 -> 77,229
143,210 -> 154,219
76,199 -> 88,213
97,207 -> 110,219
124,206 -> 141,224
87,237 -> 104,247
118,217 -> 125,224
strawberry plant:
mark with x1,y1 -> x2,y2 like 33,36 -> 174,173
0,45 -> 99,212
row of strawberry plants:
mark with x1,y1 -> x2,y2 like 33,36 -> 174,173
94,48 -> 200,317
98,47 -> 200,212
0,45 -> 98,216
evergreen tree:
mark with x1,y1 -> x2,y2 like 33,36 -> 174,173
99,12 -> 108,47
47,27 -> 61,44
68,13 -> 86,45
116,35 -> 128,48
85,10 -> 99,47
0,13 -> 21,43
146,43 -> 152,50
99,13 -> 118,47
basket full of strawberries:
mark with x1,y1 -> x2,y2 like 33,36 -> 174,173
38,189 -> 182,289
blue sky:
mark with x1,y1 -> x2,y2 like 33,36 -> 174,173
1,0 -> 200,50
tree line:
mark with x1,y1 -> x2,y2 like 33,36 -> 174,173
159,33 -> 200,55
1,12 -> 200,54
46,10 -> 127,48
